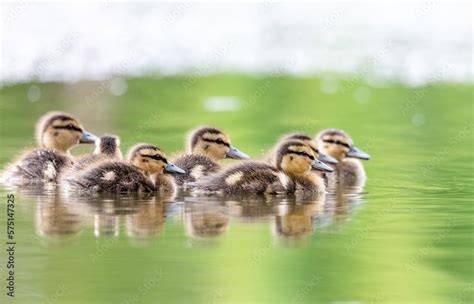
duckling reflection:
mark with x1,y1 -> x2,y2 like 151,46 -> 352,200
184,201 -> 229,239
225,194 -> 282,222
318,191 -> 366,231
94,202 -> 120,237
125,198 -> 165,238
35,192 -> 82,238
273,195 -> 324,241
61,192 -> 159,238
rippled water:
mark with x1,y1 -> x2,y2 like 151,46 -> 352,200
0,76 -> 472,303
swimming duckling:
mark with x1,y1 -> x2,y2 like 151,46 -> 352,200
265,132 -> 338,166
62,143 -> 185,193
173,126 -> 249,186
194,140 -> 333,195
1,112 -> 97,184
68,135 -> 123,172
315,129 -> 371,189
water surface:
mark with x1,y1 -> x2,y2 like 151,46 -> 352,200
0,76 -> 472,303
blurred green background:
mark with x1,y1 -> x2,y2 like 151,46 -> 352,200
0,75 -> 473,304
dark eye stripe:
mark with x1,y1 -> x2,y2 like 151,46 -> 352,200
323,139 -> 351,149
53,125 -> 83,133
288,150 -> 315,160
202,138 -> 230,147
140,154 -> 168,164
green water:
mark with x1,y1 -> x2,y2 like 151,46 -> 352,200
0,75 -> 473,304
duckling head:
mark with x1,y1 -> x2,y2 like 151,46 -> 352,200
279,132 -> 338,165
187,126 -> 249,160
35,111 -> 97,152
276,141 -> 333,177
127,143 -> 185,176
315,129 -> 371,161
94,135 -> 123,159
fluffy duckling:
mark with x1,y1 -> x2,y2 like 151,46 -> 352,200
1,112 -> 97,184
62,144 -> 185,193
194,141 -> 333,195
265,132 -> 338,166
315,129 -> 371,189
69,135 -> 123,172
173,126 -> 249,186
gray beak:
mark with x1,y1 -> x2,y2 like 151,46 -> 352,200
164,162 -> 186,174
346,146 -> 371,160
312,160 -> 334,172
226,146 -> 250,159
79,131 -> 98,144
318,151 -> 338,164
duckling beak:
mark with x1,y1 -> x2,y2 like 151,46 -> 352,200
226,146 -> 250,159
346,146 -> 371,160
164,162 -> 186,174
312,160 -> 334,172
318,151 -> 338,164
79,131 -> 98,144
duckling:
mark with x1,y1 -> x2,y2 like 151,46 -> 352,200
62,143 -> 185,193
68,135 -> 123,172
1,112 -> 97,184
265,132 -> 338,166
315,129 -> 371,189
194,141 -> 333,195
172,126 -> 249,186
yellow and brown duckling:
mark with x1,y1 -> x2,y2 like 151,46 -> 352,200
266,132 -> 338,166
315,129 -> 371,189
194,140 -> 333,195
172,126 -> 249,186
62,143 -> 185,193
1,112 -> 97,184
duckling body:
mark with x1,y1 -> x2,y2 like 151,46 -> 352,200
335,158 -> 366,188
194,141 -> 333,195
63,161 -> 156,192
195,162 -> 288,194
315,129 -> 370,191
65,135 -> 123,173
62,143 -> 184,193
173,154 -> 221,185
172,126 -> 249,186
2,149 -> 73,184
154,173 -> 178,194
1,112 -> 96,184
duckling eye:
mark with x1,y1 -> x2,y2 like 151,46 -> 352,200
323,139 -> 350,148
202,138 -> 230,147
288,150 -> 314,160
66,124 -> 74,130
